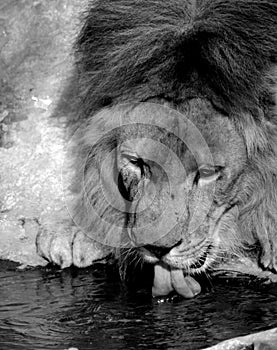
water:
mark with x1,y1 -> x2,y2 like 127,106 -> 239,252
1,261 -> 277,350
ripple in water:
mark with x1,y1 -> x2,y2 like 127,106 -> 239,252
1,260 -> 277,350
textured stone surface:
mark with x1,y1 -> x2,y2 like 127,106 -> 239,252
0,0 -> 84,266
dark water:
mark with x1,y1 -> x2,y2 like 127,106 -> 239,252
1,261 -> 277,350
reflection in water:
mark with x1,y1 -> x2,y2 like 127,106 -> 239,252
0,260 -> 277,350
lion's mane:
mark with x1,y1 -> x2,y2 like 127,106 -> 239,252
70,0 -> 277,271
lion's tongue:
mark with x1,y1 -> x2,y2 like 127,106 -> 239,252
152,263 -> 199,298
170,269 -> 196,298
152,263 -> 174,296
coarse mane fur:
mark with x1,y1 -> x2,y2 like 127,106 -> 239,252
75,0 -> 277,116
70,0 -> 277,272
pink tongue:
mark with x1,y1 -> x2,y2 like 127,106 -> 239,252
152,263 -> 201,298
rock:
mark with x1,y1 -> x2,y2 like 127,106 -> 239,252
203,328 -> 277,350
0,0 -> 85,266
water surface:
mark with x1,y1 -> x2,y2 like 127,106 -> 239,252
1,261 -> 277,350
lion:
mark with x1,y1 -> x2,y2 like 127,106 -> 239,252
37,0 -> 277,298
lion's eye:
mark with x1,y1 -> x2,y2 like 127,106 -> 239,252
197,165 -> 223,184
199,168 -> 216,178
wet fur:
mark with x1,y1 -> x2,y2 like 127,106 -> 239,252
71,1 -> 277,272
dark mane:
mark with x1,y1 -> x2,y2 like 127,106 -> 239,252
75,0 -> 277,117
70,0 -> 277,273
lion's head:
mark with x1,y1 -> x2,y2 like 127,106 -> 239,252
69,93 -> 277,297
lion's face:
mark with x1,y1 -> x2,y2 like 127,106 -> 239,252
117,99 -> 247,276
69,99 -> 258,297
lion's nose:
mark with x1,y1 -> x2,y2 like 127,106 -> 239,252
144,245 -> 172,259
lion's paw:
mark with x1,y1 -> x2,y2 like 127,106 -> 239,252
36,224 -> 112,268
72,230 -> 112,267
260,248 -> 277,273
258,232 -> 277,273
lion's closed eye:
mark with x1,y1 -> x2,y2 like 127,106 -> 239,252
196,165 -> 224,186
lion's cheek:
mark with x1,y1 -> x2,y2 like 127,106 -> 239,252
129,184 -> 187,246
